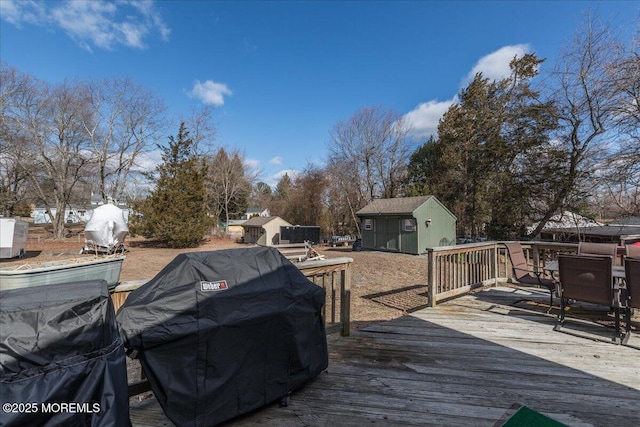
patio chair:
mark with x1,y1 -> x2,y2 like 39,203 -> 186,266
504,242 -> 555,311
625,244 -> 640,259
578,242 -> 618,259
578,242 -> 619,311
622,257 -> 640,346
555,254 -> 621,343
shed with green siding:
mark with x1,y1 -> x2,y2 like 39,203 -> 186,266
355,196 -> 456,255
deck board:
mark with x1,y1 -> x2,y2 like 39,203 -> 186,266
130,286 -> 640,426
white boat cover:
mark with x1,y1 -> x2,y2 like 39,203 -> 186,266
84,204 -> 128,252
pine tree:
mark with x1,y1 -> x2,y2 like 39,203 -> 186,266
274,173 -> 293,201
130,122 -> 211,247
406,54 -> 558,239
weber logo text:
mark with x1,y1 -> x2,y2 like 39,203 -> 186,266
200,280 -> 229,292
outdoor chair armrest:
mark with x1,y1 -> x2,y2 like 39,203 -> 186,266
513,265 -> 550,284
512,265 -> 536,275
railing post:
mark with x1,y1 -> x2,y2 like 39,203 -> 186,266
494,242 -> 499,286
532,244 -> 540,271
340,263 -> 351,337
427,248 -> 436,307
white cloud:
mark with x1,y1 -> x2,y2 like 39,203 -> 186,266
244,158 -> 261,172
403,98 -> 455,139
269,156 -> 283,166
129,0 -> 170,41
0,0 -> 48,27
133,149 -> 163,173
51,1 -> 118,51
189,80 -> 233,107
404,44 -> 532,139
463,44 -> 531,84
265,169 -> 299,187
1,0 -> 170,52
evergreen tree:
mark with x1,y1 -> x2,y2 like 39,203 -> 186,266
274,173 -> 293,200
248,182 -> 272,210
404,136 -> 441,197
486,54 -> 559,239
268,173 -> 293,217
130,122 -> 211,247
406,54 -> 558,239
433,73 -> 502,237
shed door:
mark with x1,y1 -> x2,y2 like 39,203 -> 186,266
376,218 -> 399,251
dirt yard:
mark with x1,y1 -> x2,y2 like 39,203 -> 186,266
1,234 -> 430,328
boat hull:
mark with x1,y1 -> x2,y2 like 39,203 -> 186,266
0,257 -> 125,291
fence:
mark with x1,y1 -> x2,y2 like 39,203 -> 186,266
296,257 -> 353,337
111,257 -> 352,337
426,241 -> 579,306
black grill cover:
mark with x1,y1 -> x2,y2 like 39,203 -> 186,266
0,280 -> 131,427
117,247 -> 328,427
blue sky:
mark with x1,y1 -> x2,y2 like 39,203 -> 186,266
1,1 -> 638,187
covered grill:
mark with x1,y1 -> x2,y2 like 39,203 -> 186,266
117,246 -> 328,427
0,280 -> 130,427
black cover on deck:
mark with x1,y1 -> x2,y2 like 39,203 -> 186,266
0,280 -> 131,427
117,246 -> 328,427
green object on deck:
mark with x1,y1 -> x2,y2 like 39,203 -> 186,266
501,406 -> 567,427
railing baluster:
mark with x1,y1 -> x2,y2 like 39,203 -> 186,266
425,241 -> 579,306
331,271 -> 336,323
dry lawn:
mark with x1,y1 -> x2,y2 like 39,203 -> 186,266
1,233 -> 430,328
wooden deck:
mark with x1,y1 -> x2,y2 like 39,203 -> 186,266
130,285 -> 640,426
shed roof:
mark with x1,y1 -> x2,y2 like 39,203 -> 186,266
356,196 -> 434,216
541,225 -> 640,238
610,216 -> 640,226
526,210 -> 603,234
241,216 -> 289,228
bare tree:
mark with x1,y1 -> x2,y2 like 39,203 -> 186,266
324,159 -> 363,236
529,13 -> 619,237
328,106 -> 413,204
283,165 -> 328,230
375,115 -> 413,199
0,136 -> 31,217
601,24 -> 640,217
0,64 -> 34,216
183,106 -> 217,156
83,77 -> 166,204
12,78 -> 95,238
206,147 -> 255,232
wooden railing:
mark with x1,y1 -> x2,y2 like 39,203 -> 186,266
111,257 -> 353,337
296,257 -> 353,337
427,241 -> 579,306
